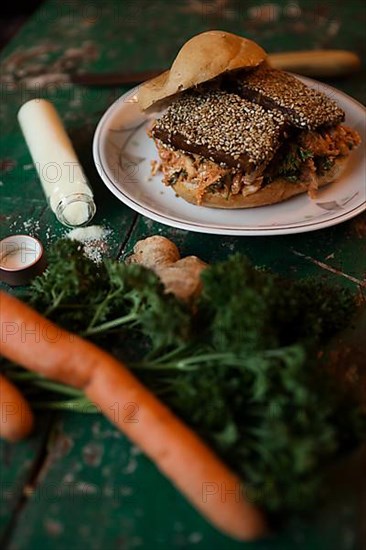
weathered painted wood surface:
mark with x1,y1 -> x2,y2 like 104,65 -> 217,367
1,1 -> 365,548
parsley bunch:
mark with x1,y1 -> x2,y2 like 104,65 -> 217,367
2,240 -> 365,513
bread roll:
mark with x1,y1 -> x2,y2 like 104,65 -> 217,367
137,30 -> 360,209
137,31 -> 266,112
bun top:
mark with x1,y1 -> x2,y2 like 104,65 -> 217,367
137,31 -> 267,112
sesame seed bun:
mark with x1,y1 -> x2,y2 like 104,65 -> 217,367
171,156 -> 349,208
137,31 -> 266,112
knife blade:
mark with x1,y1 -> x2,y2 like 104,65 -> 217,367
70,50 -> 361,86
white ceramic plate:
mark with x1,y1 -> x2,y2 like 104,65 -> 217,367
93,77 -> 366,235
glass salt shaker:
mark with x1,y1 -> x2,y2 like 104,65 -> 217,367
18,99 -> 96,228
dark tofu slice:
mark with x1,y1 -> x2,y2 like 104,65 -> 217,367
152,90 -> 287,172
235,66 -> 345,130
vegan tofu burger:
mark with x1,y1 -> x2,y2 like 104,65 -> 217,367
137,31 -> 361,208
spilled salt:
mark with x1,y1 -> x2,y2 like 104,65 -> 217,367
67,225 -> 106,241
66,225 -> 112,263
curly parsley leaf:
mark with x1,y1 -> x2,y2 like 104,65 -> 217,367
9,239 -> 364,514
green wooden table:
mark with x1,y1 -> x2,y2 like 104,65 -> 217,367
1,1 -> 365,548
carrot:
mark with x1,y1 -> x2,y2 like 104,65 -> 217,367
0,291 -> 267,540
0,374 -> 34,442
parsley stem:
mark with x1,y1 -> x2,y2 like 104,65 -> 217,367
83,311 -> 138,336
5,371 -> 83,397
32,397 -> 97,412
146,343 -> 199,363
4,371 -> 41,381
25,380 -> 83,397
131,351 -> 244,371
45,289 -> 66,316
87,289 -> 122,331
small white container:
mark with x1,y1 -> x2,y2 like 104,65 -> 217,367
0,235 -> 46,286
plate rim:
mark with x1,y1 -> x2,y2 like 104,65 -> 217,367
93,77 -> 366,236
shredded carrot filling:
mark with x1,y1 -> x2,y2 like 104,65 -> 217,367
154,140 -> 262,204
151,124 -> 361,204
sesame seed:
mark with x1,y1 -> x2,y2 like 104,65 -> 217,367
153,90 -> 286,167
237,67 -> 345,130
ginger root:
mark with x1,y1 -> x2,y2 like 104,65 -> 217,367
127,236 -> 207,301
